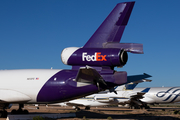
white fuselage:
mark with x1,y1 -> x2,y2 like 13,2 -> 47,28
0,69 -> 61,103
56,87 -> 180,108
133,87 -> 180,104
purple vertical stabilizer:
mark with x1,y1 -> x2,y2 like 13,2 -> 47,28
83,2 -> 135,48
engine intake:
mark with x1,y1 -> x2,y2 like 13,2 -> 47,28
120,50 -> 128,66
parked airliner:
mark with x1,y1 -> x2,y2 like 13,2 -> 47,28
54,86 -> 180,110
0,1 -> 143,117
53,82 -> 180,110
129,87 -> 180,109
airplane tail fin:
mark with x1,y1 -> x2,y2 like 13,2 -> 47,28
83,2 -> 135,48
140,88 -> 150,93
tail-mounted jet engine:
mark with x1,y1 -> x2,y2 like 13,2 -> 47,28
61,43 -> 143,68
61,47 -> 128,67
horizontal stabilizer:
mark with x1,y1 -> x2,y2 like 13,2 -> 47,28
125,74 -> 151,90
127,73 -> 152,83
104,43 -> 143,54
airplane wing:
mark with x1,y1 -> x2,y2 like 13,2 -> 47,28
83,2 -> 135,48
127,73 -> 152,83
66,102 -> 85,107
104,88 -> 150,106
121,88 -> 151,106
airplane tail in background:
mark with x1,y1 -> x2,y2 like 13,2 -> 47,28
140,88 -> 150,93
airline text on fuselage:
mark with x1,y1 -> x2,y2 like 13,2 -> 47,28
82,52 -> 107,61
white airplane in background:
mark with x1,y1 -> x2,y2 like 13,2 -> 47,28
50,73 -> 152,110
54,83 -> 180,110
128,87 -> 180,109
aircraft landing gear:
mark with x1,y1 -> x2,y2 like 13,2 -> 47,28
0,110 -> 7,118
75,106 -> 80,111
0,103 -> 11,118
129,103 -> 150,109
85,106 -> 90,110
142,103 -> 150,109
11,104 -> 29,114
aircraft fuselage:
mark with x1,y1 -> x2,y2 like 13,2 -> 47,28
134,87 -> 180,103
0,69 -> 99,104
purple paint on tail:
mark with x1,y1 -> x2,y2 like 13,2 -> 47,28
83,2 -> 135,48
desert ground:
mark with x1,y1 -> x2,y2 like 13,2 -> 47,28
2,104 -> 180,120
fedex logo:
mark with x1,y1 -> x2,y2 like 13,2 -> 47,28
82,52 -> 107,61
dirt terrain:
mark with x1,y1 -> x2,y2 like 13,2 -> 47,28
2,105 -> 180,120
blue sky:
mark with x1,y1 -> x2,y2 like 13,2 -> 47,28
0,0 -> 180,87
